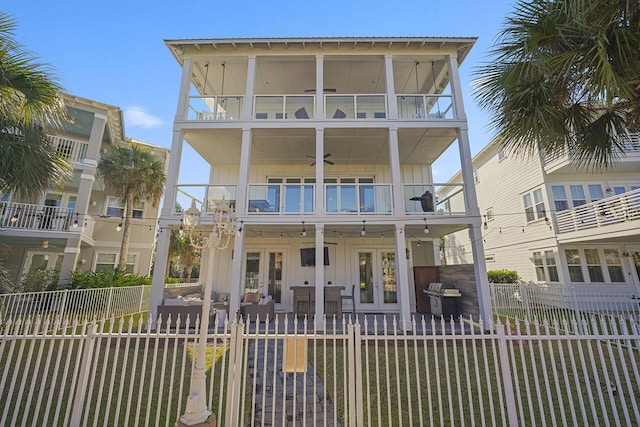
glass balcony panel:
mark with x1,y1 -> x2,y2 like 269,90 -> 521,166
355,95 -> 386,119
404,184 -> 435,213
247,184 -> 315,214
188,96 -> 243,120
175,184 -> 238,214
325,184 -> 391,214
397,96 -> 425,119
425,95 -> 453,119
254,96 -> 284,119
286,96 -> 314,120
326,96 -> 355,119
396,95 -> 454,119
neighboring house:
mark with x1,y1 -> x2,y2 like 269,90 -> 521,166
150,37 -> 491,325
442,137 -> 640,291
0,94 -> 170,286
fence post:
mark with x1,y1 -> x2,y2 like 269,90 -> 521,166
69,323 -> 97,427
225,322 -> 245,427
346,323 -> 357,426
496,324 -> 519,427
353,322 -> 364,426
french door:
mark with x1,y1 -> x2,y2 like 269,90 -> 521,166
355,249 -> 398,311
244,250 -> 285,305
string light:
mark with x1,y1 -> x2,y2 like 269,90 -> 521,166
360,220 -> 366,237
72,213 -> 79,228
483,215 -> 488,230
116,219 -> 123,231
301,221 -> 306,237
238,221 -> 243,233
423,218 -> 429,234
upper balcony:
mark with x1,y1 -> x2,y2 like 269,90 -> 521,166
554,188 -> 640,238
0,201 -> 95,236
174,182 -> 467,218
186,93 -> 455,123
50,136 -> 90,164
544,135 -> 640,174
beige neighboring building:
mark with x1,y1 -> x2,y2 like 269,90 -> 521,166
0,94 -> 170,286
150,36 -> 493,326
442,137 -> 640,292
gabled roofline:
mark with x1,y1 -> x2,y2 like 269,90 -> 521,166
62,93 -> 125,144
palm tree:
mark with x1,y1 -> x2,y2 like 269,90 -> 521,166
473,0 -> 640,168
98,144 -> 166,272
168,228 -> 200,282
0,11 -> 70,198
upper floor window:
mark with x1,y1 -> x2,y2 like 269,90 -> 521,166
106,197 -> 144,219
550,184 -> 607,211
523,188 -> 545,222
485,208 -> 494,222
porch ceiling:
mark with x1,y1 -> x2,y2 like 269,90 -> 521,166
184,127 -> 456,166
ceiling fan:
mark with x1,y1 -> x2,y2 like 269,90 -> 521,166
306,153 -> 334,166
304,241 -> 338,245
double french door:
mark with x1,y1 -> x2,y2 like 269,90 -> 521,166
355,249 -> 398,311
244,250 -> 284,304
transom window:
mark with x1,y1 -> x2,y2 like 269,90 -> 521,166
106,197 -> 144,219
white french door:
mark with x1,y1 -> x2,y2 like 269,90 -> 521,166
243,249 -> 285,306
355,249 -> 398,312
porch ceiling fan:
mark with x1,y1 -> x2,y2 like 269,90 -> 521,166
306,153 -> 334,166
304,241 -> 338,245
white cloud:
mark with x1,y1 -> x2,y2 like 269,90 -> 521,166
125,106 -> 164,128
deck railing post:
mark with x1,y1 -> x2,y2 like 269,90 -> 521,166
58,289 -> 68,328
104,286 -> 114,321
69,322 -> 97,427
496,324 -> 519,427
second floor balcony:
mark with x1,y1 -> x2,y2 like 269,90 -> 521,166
1,201 -> 80,232
186,94 -> 455,123
554,188 -> 640,234
50,136 -> 90,164
174,183 -> 467,217
544,135 -> 640,173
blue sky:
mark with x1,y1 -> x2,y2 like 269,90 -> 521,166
4,0 -> 516,183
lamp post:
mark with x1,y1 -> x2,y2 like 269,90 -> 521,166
177,199 -> 236,427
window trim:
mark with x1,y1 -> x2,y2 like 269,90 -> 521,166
94,251 -> 138,273
563,247 -> 627,284
522,188 -> 546,223
106,196 -> 144,219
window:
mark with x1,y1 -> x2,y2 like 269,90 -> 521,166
106,197 -> 143,219
95,253 -> 136,273
584,249 -> 604,282
485,255 -> 495,262
604,249 -> 625,282
588,184 -> 604,201
552,186 -> 568,211
533,252 -> 546,281
486,208 -> 494,221
544,250 -> 559,282
565,249 -> 584,282
570,185 -> 586,207
523,188 -> 546,222
497,148 -> 506,161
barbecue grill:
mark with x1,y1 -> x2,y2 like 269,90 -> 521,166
423,282 -> 461,317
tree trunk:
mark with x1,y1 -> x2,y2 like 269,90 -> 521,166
118,194 -> 134,272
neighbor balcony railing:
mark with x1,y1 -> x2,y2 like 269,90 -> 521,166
0,201 -> 76,231
187,95 -> 243,120
324,94 -> 387,119
50,135 -> 89,163
396,94 -> 454,120
544,134 -> 640,170
254,95 -> 315,120
554,188 -> 640,233
175,184 -> 238,214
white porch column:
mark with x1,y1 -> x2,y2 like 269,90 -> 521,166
315,55 -> 324,119
235,129 -> 252,216
242,55 -> 257,120
384,55 -> 398,120
176,57 -> 193,121
468,224 -> 492,323
229,228 -> 245,320
150,224 -> 171,325
161,132 -> 184,217
315,128 -> 325,215
314,224 -> 325,329
394,225 -> 412,331
75,112 -> 107,223
388,128 -> 404,215
447,54 -> 466,120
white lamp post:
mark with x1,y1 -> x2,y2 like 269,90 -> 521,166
177,199 -> 235,427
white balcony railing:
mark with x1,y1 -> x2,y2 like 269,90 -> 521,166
254,95 -> 315,120
396,94 -> 454,120
555,188 -> 640,233
50,135 -> 89,163
0,201 -> 76,231
544,134 -> 640,169
324,94 -> 387,119
187,95 -> 243,120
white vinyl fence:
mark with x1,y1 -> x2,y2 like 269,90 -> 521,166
490,282 -> 640,333
1,313 -> 640,426
0,286 -> 151,331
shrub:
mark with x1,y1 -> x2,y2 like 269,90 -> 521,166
70,269 -> 152,289
487,269 -> 520,284
19,269 -> 59,292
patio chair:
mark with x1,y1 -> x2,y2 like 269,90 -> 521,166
341,284 -> 356,318
294,107 -> 309,119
